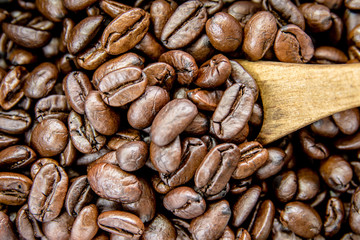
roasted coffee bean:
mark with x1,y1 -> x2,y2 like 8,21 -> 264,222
36,0 -> 67,22
206,12 -> 242,52
187,88 -> 223,111
67,15 -> 104,55
65,175 -> 94,217
150,0 -> 178,40
76,41 -> 110,71
210,83 -> 255,141
128,86 -> 170,129
163,186 -> 206,219
135,32 -> 165,60
256,147 -> 286,180
31,118 -> 68,157
189,200 -> 231,240
42,211 -> 75,240
185,33 -> 215,63
30,158 -> 59,179
68,111 -> 106,154
159,50 -> 198,85
0,211 -> 17,240
324,197 -> 344,237
194,54 -> 231,88
161,0 -> 207,49
184,112 -> 209,135
242,11 -> 277,61
310,116 -> 339,138
8,48 -> 37,66
201,0 -> 224,15
299,3 -> 332,33
0,145 -> 36,169
296,168 -> 320,201
107,128 -> 141,150
69,204 -> 98,240
227,1 -> 261,25
229,60 -> 259,99
274,24 -> 314,63
151,99 -> 198,146
250,200 -> 275,240
97,210 -> 145,238
273,170 -> 297,202
0,66 -> 28,110
313,46 -> 348,64
332,108 -> 360,135
232,141 -> 268,179
34,94 -> 71,122
100,0 -> 133,18
195,143 -> 240,196
16,204 -> 46,240
350,187 -> 360,234
299,128 -> 329,160
0,172 -> 32,206
87,162 -> 141,203
142,214 -> 177,240
320,155 -> 353,192
0,133 -> 19,150
116,141 -> 148,172
63,71 -> 93,115
28,163 -> 68,222
280,201 -> 322,238
143,62 -> 175,91
0,109 -> 31,134
101,8 -> 150,55
64,0 -> 98,11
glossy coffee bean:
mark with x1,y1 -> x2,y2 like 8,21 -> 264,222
0,145 -> 36,169
142,214 -> 177,240
116,141 -> 148,172
16,204 -> 46,240
0,172 -> 32,206
69,204 -> 98,240
0,109 -> 31,135
250,200 -> 275,240
34,94 -> 71,122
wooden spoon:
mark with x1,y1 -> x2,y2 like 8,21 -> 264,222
236,60 -> 360,145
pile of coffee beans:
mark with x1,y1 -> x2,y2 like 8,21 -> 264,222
0,0 -> 360,239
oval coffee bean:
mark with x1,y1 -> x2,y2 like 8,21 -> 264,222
70,204 -> 99,240
143,62 -> 176,91
87,162 -> 142,203
97,210 -> 145,238
250,200 -> 275,240
28,163 -> 68,222
34,94 -> 71,122
273,170 -> 297,202
16,204 -> 46,240
0,211 -> 17,240
0,172 -> 32,206
324,197 -> 344,237
296,168 -> 320,201
151,99 -> 198,146
101,8 -> 150,55
42,211 -> 75,240
163,186 -> 206,219
0,145 -> 36,169
0,109 -> 31,134
350,187 -> 360,234
116,141 -> 148,172
142,214 -> 177,240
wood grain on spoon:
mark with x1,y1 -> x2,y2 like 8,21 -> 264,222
236,60 -> 360,145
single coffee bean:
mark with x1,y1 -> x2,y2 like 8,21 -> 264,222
69,204 -> 99,240
0,133 -> 19,150
185,33 -> 215,63
189,200 -> 231,240
31,118 -> 68,157
163,186 -> 206,219
100,0 -> 133,18
16,204 -> 46,240
150,0 -> 178,39
135,32 -> 165,61
324,197 -> 344,237
280,201 -> 322,238
116,141 -> 148,172
296,168 -> 320,201
142,214 -> 177,240
64,0 -> 98,11
28,163 -> 68,222
143,62 -> 176,91
87,162 -> 142,203
8,48 -> 37,65
299,128 -> 329,160
97,210 -> 145,238
256,147 -> 286,180
34,94 -> 71,122
250,200 -> 275,240
184,112 -> 209,135
76,41 -> 110,71
0,172 -> 32,206
161,0 -> 207,49
299,3 -> 332,33
24,62 -> 58,99
227,1 -> 262,25
35,0 -> 67,22
310,116 -> 339,138
0,145 -> 36,169
350,187 -> 360,234
151,99 -> 198,146
101,8 -> 150,55
229,60 -> 259,99
187,88 -> 223,111
0,211 -> 17,240
65,175 -> 94,217
273,170 -> 297,202
332,108 -> 360,135
313,46 -> 348,64
195,143 -> 240,196
42,211 -> 75,240
206,12 -> 242,52
30,158 -> 59,179
0,109 -> 31,134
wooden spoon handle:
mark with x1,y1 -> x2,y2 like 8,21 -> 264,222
236,60 -> 360,145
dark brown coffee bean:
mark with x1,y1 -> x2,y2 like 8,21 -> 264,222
280,201 -> 322,238
0,145 -> 36,169
250,200 -> 275,240
30,158 -> 59,179
242,11 -> 277,61
184,112 -> 209,135
142,214 -> 177,240
122,177 -> 156,223
85,90 -> 120,136
187,88 -> 223,111
67,15 -> 104,55
210,83 -> 255,141
161,0 -> 207,49
100,0 -> 133,18
274,24 -> 314,63
232,185 -> 261,227
0,211 -> 17,240
273,170 -> 297,202
34,94 -> 71,122
64,0 -> 98,11
164,186 -> 206,219
42,211 -> 75,240
310,116 -> 339,138
35,0 -> 67,22
143,62 -> 175,91
313,46 -> 348,64
206,12 -> 242,52
227,1 -> 261,25
68,111 -> 106,154
151,174 -> 173,194
76,41 -> 110,71
8,48 -> 37,66
159,50 -> 198,85
150,136 -> 182,174
134,32 -> 165,61
151,99 -> 198,146
31,118 -> 68,157
101,8 -> 150,55
195,143 -> 240,196
232,141 -> 269,180
201,0 -> 224,15
116,141 -> 148,172
299,128 -> 329,160
0,172 -> 32,206
324,197 -> 344,237
256,147 -> 286,180
332,108 -> 360,135
0,133 -> 19,150
29,163 -> 68,222
194,54 -> 231,88
97,210 -> 145,238
0,66 -> 28,110
24,62 -> 58,99
296,168 -> 320,201
229,60 -> 259,99
0,109 -> 31,134
350,187 -> 360,234
128,86 -> 170,130
2,23 -> 51,48
65,175 -> 94,217
299,3 -> 332,33
150,0 -> 178,40
320,155 -> 353,192
63,71 -> 93,115
190,200 -> 231,240
87,162 -> 141,203
185,33 -> 215,64
70,204 -> 98,240
16,204 -> 46,240
160,137 -> 207,187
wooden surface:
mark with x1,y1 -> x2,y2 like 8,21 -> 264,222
236,60 -> 360,145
